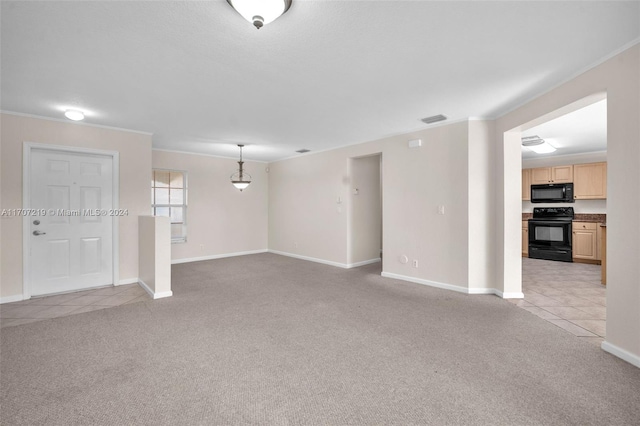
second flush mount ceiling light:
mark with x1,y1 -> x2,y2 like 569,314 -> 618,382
226,0 -> 292,29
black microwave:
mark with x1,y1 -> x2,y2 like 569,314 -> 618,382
531,183 -> 574,203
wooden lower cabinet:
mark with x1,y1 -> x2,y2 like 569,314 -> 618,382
572,221 -> 601,263
522,221 -> 529,256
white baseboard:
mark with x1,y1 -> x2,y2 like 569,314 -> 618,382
380,272 -> 524,298
495,291 -> 525,299
602,341 -> 640,369
138,279 -> 173,300
153,290 -> 173,299
468,288 -> 498,295
172,249 -> 268,265
268,250 -> 349,269
0,294 -> 26,304
117,277 -> 139,286
138,280 -> 154,298
346,258 -> 381,268
381,272 -> 469,294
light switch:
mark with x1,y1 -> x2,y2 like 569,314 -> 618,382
438,205 -> 445,215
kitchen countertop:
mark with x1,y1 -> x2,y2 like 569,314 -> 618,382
573,214 -> 606,222
522,213 -> 606,222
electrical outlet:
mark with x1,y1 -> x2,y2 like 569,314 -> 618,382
438,205 -> 445,215
412,260 -> 419,268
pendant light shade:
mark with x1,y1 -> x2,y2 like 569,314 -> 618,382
226,0 -> 292,29
231,144 -> 252,191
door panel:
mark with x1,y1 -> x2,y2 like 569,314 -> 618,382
30,149 -> 113,296
80,237 -> 102,274
48,240 -> 71,278
48,186 -> 71,224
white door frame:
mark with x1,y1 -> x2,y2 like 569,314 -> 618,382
22,142 -> 120,299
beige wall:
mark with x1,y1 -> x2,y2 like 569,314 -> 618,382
468,120 -> 495,292
138,215 -> 171,298
495,45 -> 640,362
348,154 -> 382,265
0,113 -> 152,300
152,150 -> 268,261
268,148 -> 356,265
269,121 -> 484,291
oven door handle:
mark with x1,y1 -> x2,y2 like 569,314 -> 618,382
529,220 -> 572,226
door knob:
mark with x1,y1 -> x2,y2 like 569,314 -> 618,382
32,230 -> 46,236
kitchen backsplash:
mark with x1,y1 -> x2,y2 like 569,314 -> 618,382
522,199 -> 606,214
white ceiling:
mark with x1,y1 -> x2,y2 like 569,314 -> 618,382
1,1 -> 638,162
521,99 -> 607,160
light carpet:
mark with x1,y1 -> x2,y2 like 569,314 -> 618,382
2,253 -> 639,425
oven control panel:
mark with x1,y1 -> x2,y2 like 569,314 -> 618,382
532,207 -> 575,219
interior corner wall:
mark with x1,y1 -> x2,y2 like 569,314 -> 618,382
0,125 -> 3,295
151,150 -> 268,261
269,121 -> 472,290
495,44 -> 640,360
0,113 -> 152,300
468,120 -> 495,291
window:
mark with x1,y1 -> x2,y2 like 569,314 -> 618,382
151,169 -> 187,243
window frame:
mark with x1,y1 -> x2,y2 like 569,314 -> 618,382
151,168 -> 188,244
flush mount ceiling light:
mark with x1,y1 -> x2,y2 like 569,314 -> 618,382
231,144 -> 252,191
64,109 -> 85,121
522,135 -> 557,154
226,0 -> 292,29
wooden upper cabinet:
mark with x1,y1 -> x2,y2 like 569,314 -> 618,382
574,162 -> 607,200
531,167 -> 552,184
551,165 -> 573,183
522,169 -> 531,200
530,165 -> 573,184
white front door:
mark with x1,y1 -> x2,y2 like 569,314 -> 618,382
29,149 -> 114,296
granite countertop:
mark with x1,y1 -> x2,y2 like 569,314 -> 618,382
573,214 -> 606,222
522,213 -> 606,222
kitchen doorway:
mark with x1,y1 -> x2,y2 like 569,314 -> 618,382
516,94 -> 607,344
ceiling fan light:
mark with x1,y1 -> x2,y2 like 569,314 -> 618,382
227,0 -> 292,28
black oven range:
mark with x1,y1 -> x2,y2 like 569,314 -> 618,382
528,207 -> 574,262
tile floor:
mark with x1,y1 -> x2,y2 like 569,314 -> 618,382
0,283 -> 150,328
510,257 -> 606,346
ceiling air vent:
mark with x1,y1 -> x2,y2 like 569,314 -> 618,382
296,149 -> 310,154
421,114 -> 447,124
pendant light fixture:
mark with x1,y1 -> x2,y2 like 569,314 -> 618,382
231,144 -> 252,191
226,0 -> 292,29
